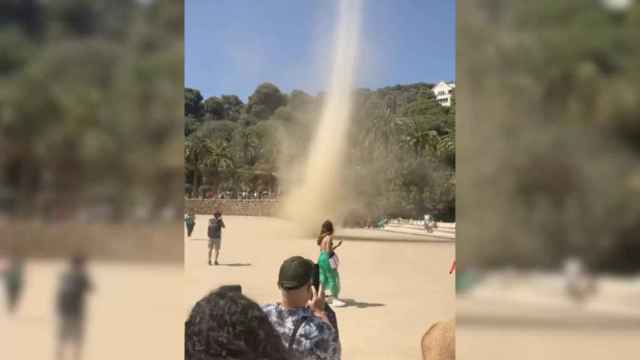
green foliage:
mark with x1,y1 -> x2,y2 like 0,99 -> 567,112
0,0 -> 46,37
184,81 -> 456,220
184,88 -> 203,117
0,27 -> 35,73
220,95 -> 244,121
459,0 -> 640,272
0,0 -> 183,218
246,82 -> 287,119
203,96 -> 224,120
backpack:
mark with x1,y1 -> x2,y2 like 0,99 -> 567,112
207,219 -> 220,238
57,273 -> 86,315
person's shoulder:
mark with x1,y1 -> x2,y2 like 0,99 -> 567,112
301,317 -> 339,358
304,316 -> 335,338
261,303 -> 278,315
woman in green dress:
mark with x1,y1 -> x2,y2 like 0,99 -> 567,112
317,220 -> 345,307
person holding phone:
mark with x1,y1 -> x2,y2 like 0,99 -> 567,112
207,210 -> 225,266
316,220 -> 345,307
262,256 -> 341,360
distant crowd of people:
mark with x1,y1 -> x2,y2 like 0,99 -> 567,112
187,190 -> 279,200
2,254 -> 93,360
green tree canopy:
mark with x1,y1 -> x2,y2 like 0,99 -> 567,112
203,96 -> 224,120
220,95 -> 244,121
246,82 -> 287,119
184,87 -> 203,117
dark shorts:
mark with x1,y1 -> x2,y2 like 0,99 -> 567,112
59,316 -> 84,344
208,237 -> 221,250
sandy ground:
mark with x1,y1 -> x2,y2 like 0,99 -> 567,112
1,260 -> 183,360
457,272 -> 640,359
185,215 -> 455,359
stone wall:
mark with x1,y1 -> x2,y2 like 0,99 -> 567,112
0,220 -> 182,263
185,199 -> 280,217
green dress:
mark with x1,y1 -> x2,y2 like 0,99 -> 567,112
318,251 -> 340,298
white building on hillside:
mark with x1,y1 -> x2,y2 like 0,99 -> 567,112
432,81 -> 455,107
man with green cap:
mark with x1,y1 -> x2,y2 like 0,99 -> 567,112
262,256 -> 341,360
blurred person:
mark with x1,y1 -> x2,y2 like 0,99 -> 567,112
185,288 -> 290,360
262,256 -> 341,360
185,210 -> 196,237
2,253 -> 24,314
207,210 -> 226,266
56,255 -> 93,360
424,214 -> 437,233
316,220 -> 345,307
564,257 -> 597,303
421,319 -> 455,360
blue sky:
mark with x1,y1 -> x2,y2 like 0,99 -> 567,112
185,0 -> 455,100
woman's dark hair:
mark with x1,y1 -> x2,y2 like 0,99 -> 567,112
185,288 -> 290,360
317,220 -> 334,245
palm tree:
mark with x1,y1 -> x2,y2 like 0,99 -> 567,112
399,115 -> 440,157
184,134 -> 206,196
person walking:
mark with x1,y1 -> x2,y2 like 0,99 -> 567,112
56,255 -> 93,360
3,254 -> 24,314
262,256 -> 341,359
184,210 -> 196,237
207,211 -> 225,266
316,220 -> 345,307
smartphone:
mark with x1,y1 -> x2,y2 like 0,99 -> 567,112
312,264 -> 320,292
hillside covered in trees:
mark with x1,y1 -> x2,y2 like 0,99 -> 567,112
185,82 -> 455,221
459,0 -> 640,272
0,0 -> 183,220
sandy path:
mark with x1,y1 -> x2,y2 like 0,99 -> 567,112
457,274 -> 640,359
185,215 -> 455,359
2,260 -> 183,360
457,326 -> 639,360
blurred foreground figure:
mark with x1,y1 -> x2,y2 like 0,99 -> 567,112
564,257 -> 597,303
185,288 -> 290,360
2,254 -> 24,314
424,214 -> 437,233
421,319 -> 455,360
56,256 -> 93,360
185,210 -> 196,237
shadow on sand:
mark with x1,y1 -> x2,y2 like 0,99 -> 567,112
341,298 -> 385,308
218,263 -> 251,267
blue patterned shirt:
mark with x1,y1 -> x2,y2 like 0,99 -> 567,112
262,304 -> 341,360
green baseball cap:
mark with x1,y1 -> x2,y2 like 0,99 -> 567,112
278,256 -> 314,290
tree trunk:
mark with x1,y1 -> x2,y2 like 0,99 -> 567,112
193,167 -> 201,198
